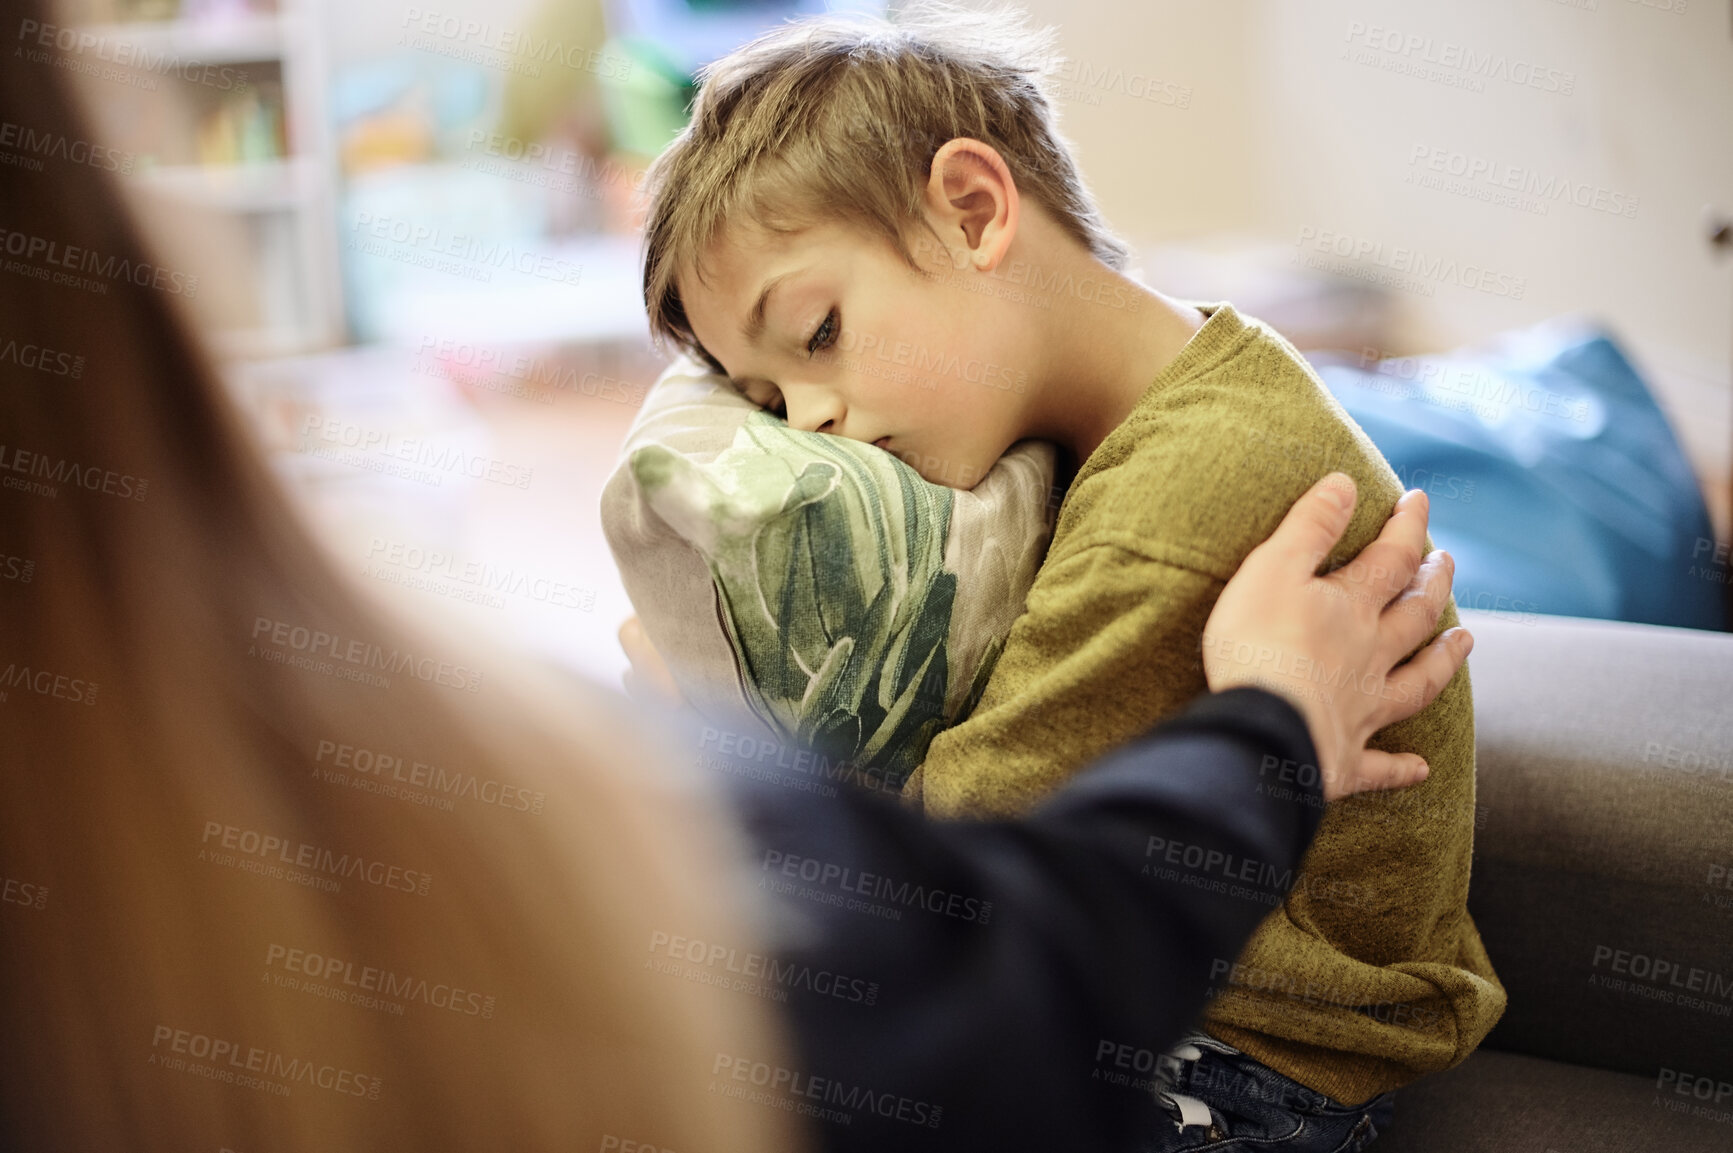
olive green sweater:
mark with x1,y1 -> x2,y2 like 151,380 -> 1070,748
902,301 -> 1506,1105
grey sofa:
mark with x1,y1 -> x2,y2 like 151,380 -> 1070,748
1377,610 -> 1733,1152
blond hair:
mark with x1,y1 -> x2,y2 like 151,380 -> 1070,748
641,1 -> 1130,370
0,3 -> 799,1146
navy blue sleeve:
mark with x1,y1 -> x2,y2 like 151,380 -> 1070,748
707,687 -> 1326,1153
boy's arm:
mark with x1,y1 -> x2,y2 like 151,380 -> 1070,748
907,541 -> 1227,819
905,394 -> 1437,823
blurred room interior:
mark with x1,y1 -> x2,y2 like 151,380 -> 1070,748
41,0 -> 1733,690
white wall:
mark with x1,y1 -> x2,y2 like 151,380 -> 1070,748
1008,0 -> 1733,533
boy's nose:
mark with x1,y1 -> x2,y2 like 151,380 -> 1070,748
783,388 -> 845,436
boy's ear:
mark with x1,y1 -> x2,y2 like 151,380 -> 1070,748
922,138 -> 1019,272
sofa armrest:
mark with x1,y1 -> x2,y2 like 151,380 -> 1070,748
1461,609 -> 1733,1081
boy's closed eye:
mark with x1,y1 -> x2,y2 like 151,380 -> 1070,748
805,307 -> 839,358
727,304 -> 841,419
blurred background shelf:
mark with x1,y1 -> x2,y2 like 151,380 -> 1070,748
73,11 -> 293,62
135,155 -> 318,208
71,0 -> 344,357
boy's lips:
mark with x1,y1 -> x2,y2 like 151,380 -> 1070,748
873,436 -> 892,450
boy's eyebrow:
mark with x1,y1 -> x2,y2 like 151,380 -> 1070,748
742,272 -> 791,345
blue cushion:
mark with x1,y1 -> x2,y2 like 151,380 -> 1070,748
1311,320 -> 1723,631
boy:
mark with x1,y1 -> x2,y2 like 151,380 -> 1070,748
634,5 -> 1505,1147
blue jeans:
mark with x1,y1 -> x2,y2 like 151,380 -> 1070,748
1137,1030 -> 1396,1153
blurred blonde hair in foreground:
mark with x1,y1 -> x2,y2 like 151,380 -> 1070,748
0,0 -> 797,1147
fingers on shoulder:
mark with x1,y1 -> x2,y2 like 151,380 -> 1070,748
1379,550 -> 1457,658
1380,627 -> 1472,724
1255,472 -> 1359,577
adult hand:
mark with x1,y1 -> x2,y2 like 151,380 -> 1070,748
619,615 -> 686,707
1202,473 -> 1471,802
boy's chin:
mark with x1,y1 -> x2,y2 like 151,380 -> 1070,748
938,454 -> 1005,491
884,438 -> 998,491
919,463 -> 990,491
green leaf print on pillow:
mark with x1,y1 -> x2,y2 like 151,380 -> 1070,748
632,410 -> 959,786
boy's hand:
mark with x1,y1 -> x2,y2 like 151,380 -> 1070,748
619,615 -> 686,708
1202,473 -> 1471,803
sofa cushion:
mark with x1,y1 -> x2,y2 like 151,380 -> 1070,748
1459,610 -> 1733,1082
1375,1049 -> 1733,1152
1312,320 -> 1725,630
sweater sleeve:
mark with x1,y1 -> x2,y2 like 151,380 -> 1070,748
723,687 -> 1326,1153
907,542 -> 1227,820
